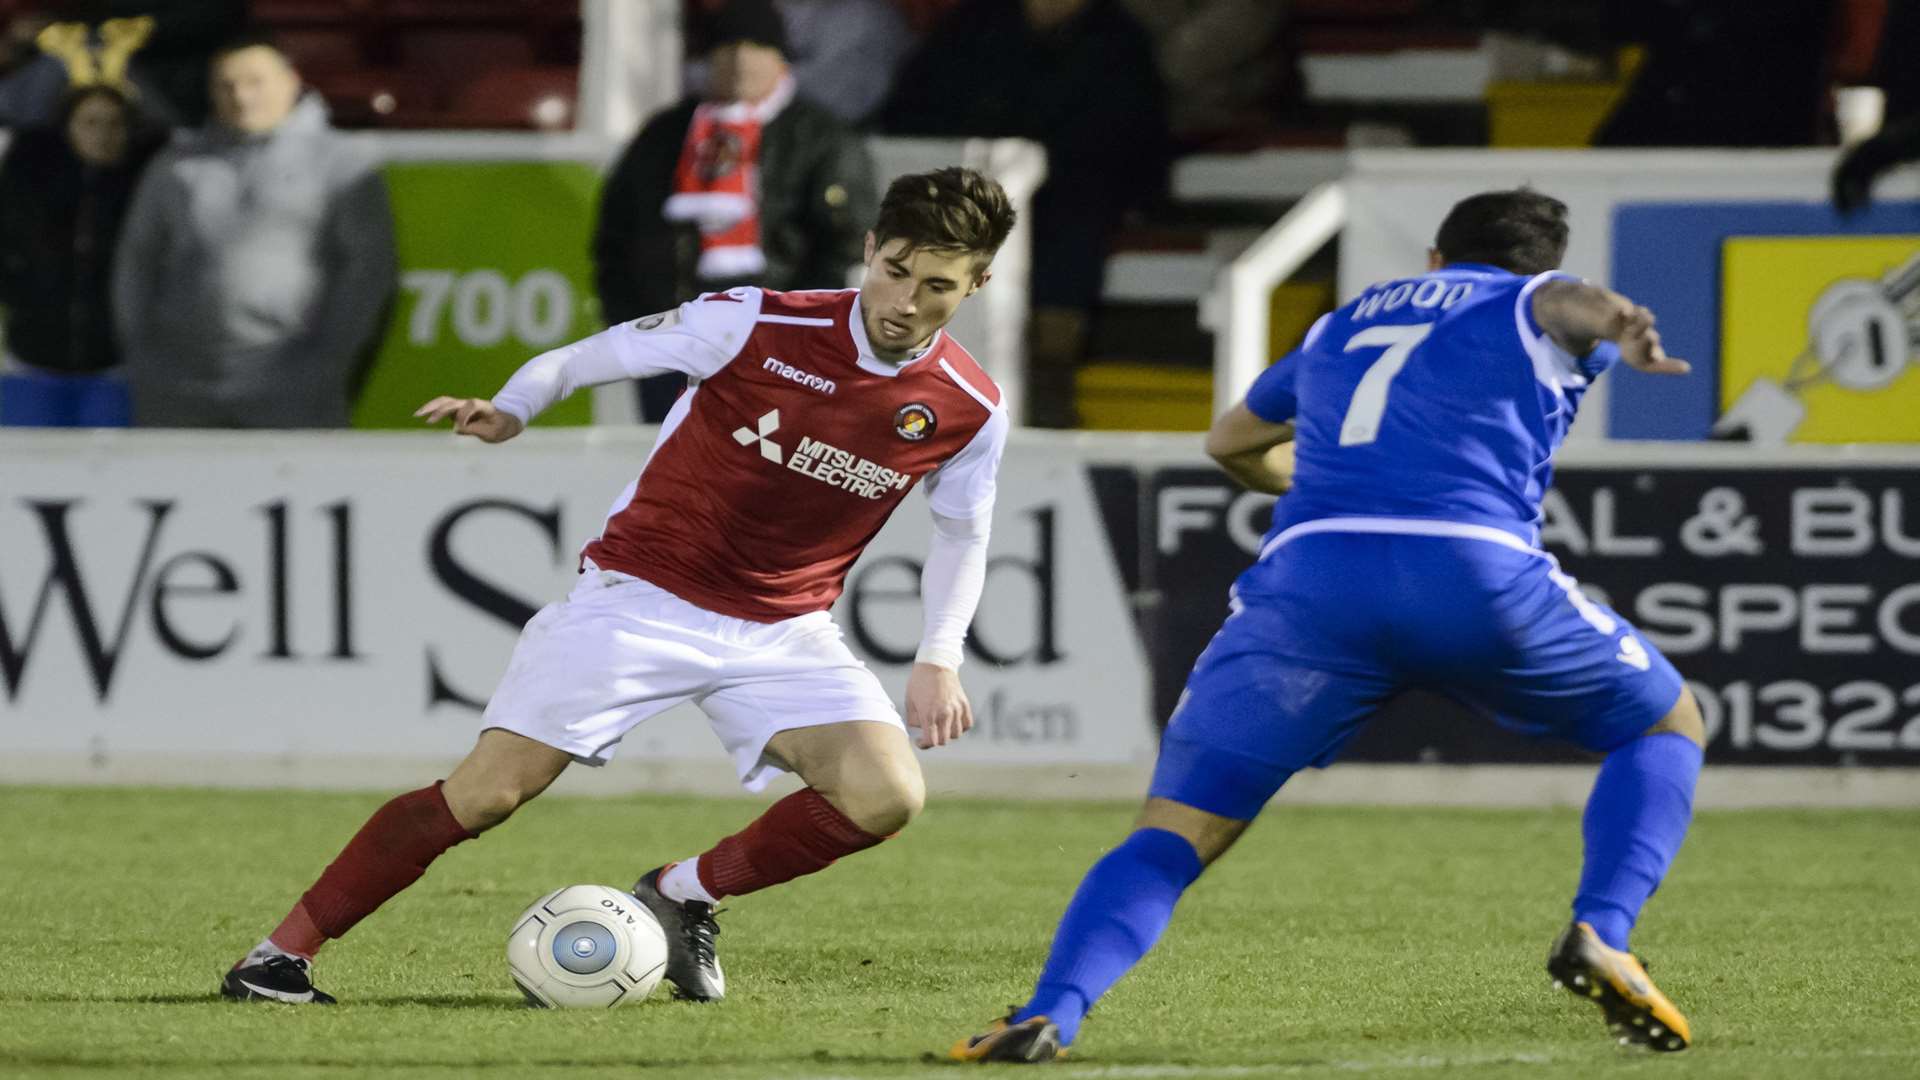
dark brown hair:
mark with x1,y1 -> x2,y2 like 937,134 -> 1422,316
1434,188 -> 1569,275
210,28 -> 293,68
872,167 -> 1016,272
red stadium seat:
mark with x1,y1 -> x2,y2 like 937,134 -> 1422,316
275,28 -> 365,75
890,0 -> 962,33
306,67 -> 444,127
394,26 -> 537,81
249,0 -> 371,24
446,65 -> 577,130
382,0 -> 542,22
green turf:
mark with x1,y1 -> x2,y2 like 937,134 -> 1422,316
1,787 -> 1915,1079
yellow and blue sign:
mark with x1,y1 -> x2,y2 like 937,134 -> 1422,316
1720,235 -> 1920,442
1611,201 -> 1920,441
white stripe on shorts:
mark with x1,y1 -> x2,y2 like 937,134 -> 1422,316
1254,515 -> 1617,638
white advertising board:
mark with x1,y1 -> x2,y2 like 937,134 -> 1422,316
0,429 -> 1152,793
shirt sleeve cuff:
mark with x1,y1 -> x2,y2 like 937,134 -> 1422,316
913,643 -> 963,670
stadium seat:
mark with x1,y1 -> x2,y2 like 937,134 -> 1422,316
249,0 -> 371,23
890,0 -> 962,33
394,26 -> 538,81
1290,0 -> 1425,17
306,67 -> 444,127
275,28 -> 365,75
446,66 -> 577,130
382,1 -> 544,22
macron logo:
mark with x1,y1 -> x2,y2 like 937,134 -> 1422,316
733,409 -> 783,464
763,356 -> 836,395
1616,634 -> 1651,672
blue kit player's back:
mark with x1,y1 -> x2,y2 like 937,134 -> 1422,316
1262,264 -> 1608,542
1194,263 -> 1676,773
955,190 -> 1710,1064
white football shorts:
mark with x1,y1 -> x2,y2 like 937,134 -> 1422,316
482,567 -> 905,790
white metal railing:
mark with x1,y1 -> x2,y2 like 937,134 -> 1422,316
578,0 -> 682,142
1201,181 -> 1347,417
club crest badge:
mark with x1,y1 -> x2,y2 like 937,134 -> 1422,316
894,402 -> 936,441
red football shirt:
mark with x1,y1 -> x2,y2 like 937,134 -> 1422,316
554,287 -> 1007,622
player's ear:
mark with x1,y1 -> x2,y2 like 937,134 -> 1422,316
1427,248 -> 1446,272
969,268 -> 992,295
863,231 -> 877,264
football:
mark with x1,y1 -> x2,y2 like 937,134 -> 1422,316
506,884 -> 669,1008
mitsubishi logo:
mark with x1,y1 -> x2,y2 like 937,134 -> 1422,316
732,409 -> 783,464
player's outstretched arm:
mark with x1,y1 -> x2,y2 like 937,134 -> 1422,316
1205,404 -> 1296,494
1531,280 -> 1690,375
414,396 -> 525,443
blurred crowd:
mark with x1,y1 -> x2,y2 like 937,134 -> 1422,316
1,0 -> 1917,429
1,2 -> 392,428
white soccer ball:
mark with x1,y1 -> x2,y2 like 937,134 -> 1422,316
506,884 -> 669,1008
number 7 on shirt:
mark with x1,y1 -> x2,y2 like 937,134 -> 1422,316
1339,323 -> 1433,446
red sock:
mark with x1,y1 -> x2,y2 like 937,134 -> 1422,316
267,899 -> 324,959
696,787 -> 887,899
275,782 -> 474,953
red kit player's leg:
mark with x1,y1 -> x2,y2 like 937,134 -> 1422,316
633,720 -> 923,1001
223,731 -> 571,1004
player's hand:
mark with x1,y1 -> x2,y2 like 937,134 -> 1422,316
905,662 -> 973,749
1611,306 -> 1691,376
414,396 -> 525,443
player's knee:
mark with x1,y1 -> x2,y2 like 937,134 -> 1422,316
1642,685 -> 1707,750
837,768 -> 925,836
444,778 -> 536,833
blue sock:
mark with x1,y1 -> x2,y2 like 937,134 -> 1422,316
1014,828 -> 1204,1045
1573,732 -> 1703,950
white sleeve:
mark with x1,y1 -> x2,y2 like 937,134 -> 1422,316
916,508 -> 990,670
922,405 -> 1008,519
490,287 -> 764,423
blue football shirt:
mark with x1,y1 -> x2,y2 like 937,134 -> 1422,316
1247,263 -> 1620,546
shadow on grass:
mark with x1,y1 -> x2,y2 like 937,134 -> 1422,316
0,991 -> 520,1010
0,1049 -> 958,1072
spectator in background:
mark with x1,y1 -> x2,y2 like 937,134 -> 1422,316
778,0 -> 915,126
0,12 -> 63,127
595,0 -> 876,421
1594,0 -> 1831,147
113,32 -> 395,428
94,0 -> 249,126
0,9 -> 196,128
1834,0 -> 1920,211
880,0 -> 1168,428
0,84 -> 163,426
1119,0 -> 1287,142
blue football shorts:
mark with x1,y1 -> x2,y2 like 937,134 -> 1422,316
1149,529 -> 1686,820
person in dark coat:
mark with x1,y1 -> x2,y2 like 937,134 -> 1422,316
0,83 -> 161,426
878,0 -> 1169,427
593,0 -> 877,421
1594,0 -> 1830,148
1833,0 -> 1920,212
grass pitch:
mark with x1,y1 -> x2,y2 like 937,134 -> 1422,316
1,786 -> 1916,1079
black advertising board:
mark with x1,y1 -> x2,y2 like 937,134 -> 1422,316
1096,461 -> 1920,766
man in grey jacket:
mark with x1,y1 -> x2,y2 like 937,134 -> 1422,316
114,32 -> 395,428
